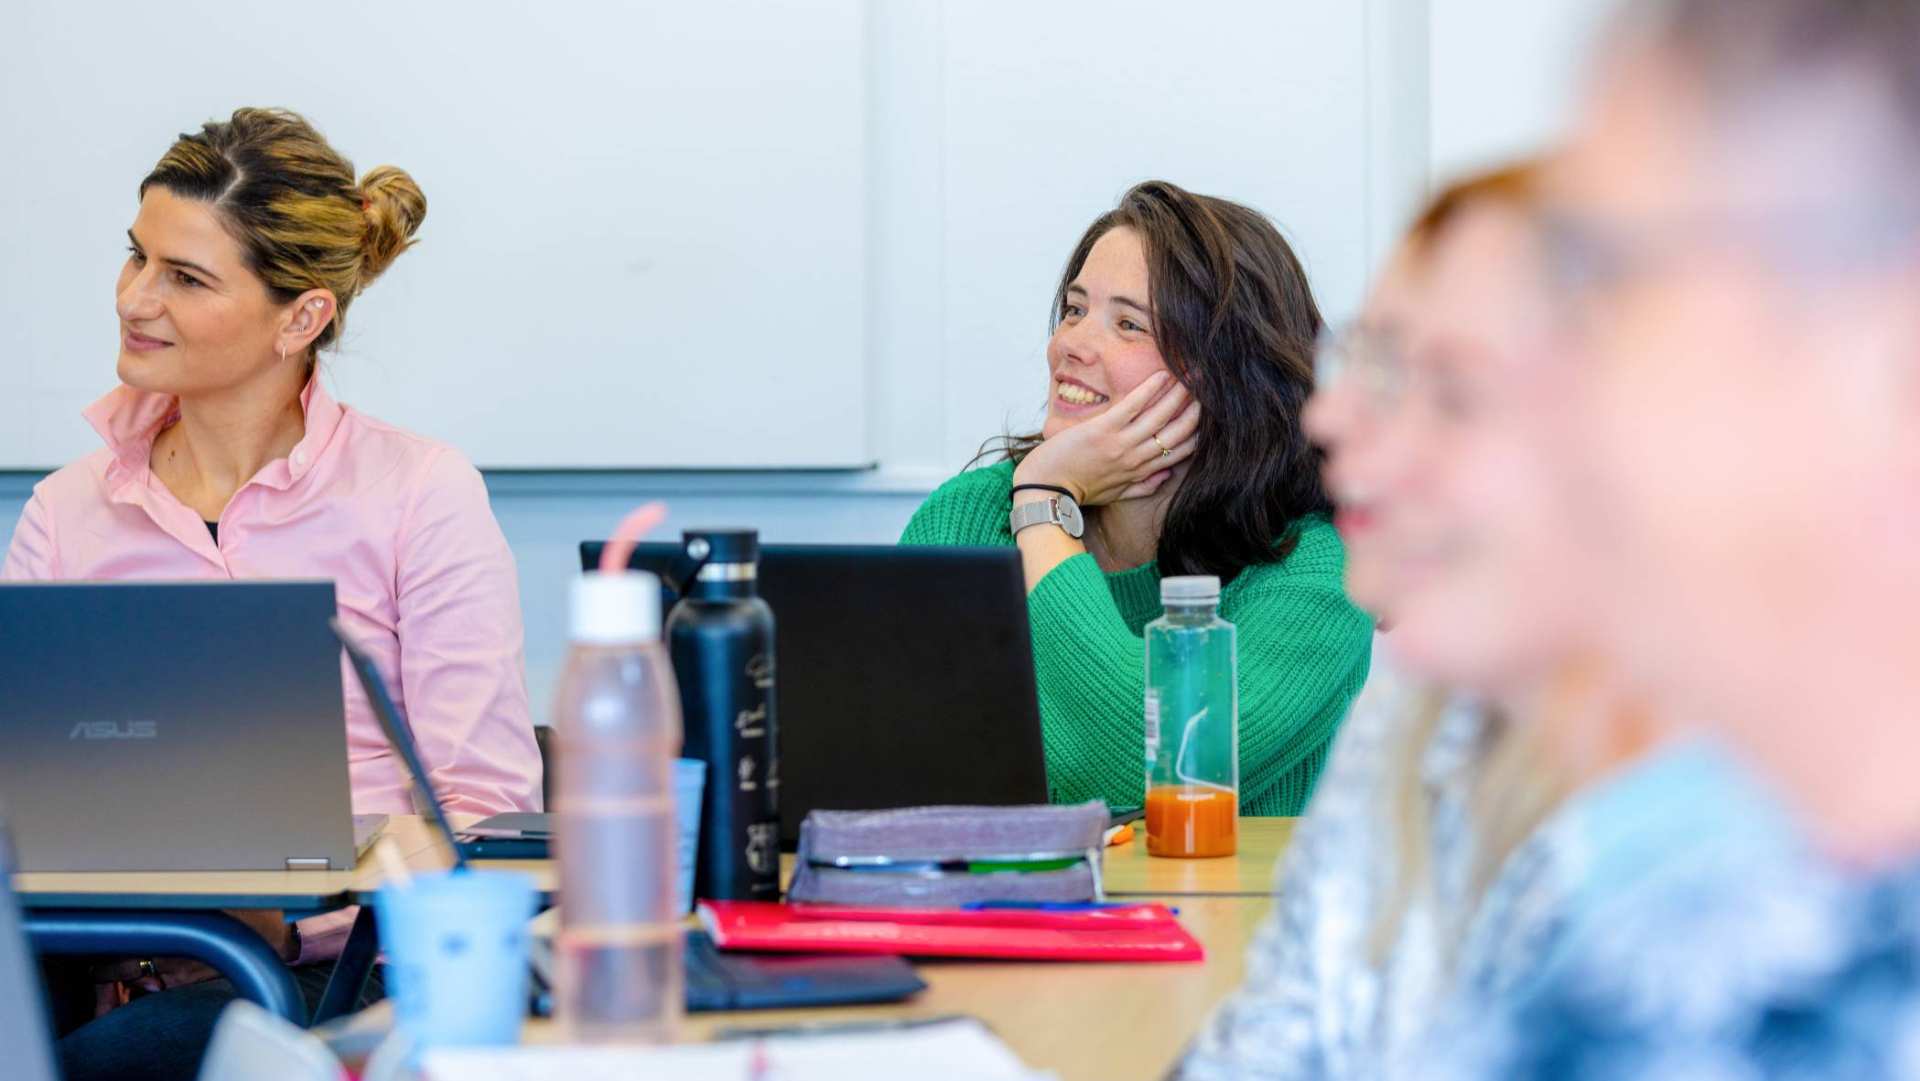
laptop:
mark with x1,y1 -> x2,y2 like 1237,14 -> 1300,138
0,581 -> 382,872
333,622 -> 545,862
578,542 -> 1049,844
0,825 -> 58,1081
333,624 -> 926,1014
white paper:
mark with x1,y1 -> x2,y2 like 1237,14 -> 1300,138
421,1019 -> 1054,1081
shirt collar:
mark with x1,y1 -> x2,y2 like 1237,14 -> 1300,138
84,376 -> 347,492
268,377 -> 345,488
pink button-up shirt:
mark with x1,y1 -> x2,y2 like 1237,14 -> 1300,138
2,377 -> 542,820
4,379 -> 541,966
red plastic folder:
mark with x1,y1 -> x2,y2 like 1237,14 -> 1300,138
697,901 -> 1205,963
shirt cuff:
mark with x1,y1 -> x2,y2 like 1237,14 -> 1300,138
291,907 -> 358,967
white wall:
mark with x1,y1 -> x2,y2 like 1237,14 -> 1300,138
866,0 -> 1398,480
1427,0 -> 1620,180
0,1 -> 872,470
0,0 -> 1623,714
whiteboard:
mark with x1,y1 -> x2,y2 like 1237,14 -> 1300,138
925,2 -> 1376,470
0,0 -> 869,469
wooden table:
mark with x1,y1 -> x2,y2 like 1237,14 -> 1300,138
16,859 -> 373,912
665,895 -> 1266,1081
371,814 -> 1298,904
497,816 -> 1295,1081
354,894 -> 1269,1081
1103,818 -> 1293,897
17,815 -> 1296,1078
12,815 -> 488,1025
11,839 -> 387,1025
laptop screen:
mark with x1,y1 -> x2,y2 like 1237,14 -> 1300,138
576,542 -> 1049,845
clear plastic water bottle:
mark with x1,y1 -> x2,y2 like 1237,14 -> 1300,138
1143,575 -> 1239,858
552,570 -> 684,1042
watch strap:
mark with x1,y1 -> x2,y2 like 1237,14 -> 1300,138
283,918 -> 304,964
1010,483 -> 1077,500
1009,493 -> 1085,539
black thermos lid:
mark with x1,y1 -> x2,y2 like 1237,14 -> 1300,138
684,528 -> 759,565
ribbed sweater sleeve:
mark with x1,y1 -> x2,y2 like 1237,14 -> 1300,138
900,462 -> 1017,548
901,461 -> 1372,816
1220,525 -> 1375,814
1025,552 -> 1159,807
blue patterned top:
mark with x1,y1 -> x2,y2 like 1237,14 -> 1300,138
1418,740 -> 1920,1080
1172,670 -> 1591,1080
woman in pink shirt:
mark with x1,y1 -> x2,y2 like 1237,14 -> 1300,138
3,108 -> 541,1080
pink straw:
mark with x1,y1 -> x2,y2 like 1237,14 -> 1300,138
599,502 -> 669,574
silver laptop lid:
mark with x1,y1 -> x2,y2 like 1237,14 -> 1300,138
0,581 -> 358,871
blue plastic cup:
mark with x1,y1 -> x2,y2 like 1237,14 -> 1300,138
674,757 -> 706,914
374,869 -> 536,1051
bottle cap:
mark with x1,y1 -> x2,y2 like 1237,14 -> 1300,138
1161,575 -> 1221,604
570,571 -> 662,644
684,528 -> 759,565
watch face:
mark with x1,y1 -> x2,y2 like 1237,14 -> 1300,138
1056,497 -> 1085,539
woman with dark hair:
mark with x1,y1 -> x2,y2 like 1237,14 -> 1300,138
901,181 -> 1372,815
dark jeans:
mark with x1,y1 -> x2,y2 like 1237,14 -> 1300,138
44,961 -> 384,1081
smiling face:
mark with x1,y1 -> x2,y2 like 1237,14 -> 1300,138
1042,227 -> 1172,440
115,187 -> 307,400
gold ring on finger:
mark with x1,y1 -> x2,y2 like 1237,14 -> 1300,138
1152,432 -> 1171,458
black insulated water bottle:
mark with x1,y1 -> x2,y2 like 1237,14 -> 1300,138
664,528 -> 780,901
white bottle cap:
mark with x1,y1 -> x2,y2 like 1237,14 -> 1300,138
569,571 -> 662,644
1161,574 -> 1221,604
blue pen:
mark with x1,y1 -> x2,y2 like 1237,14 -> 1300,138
961,900 -> 1180,915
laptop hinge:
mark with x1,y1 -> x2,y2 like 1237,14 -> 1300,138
285,857 -> 332,871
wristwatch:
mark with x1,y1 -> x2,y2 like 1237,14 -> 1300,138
1009,490 -> 1085,539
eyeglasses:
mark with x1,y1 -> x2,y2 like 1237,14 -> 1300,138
1532,202 -> 1920,307
1313,322 -> 1410,412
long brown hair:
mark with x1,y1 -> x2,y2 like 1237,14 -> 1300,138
985,180 -> 1331,583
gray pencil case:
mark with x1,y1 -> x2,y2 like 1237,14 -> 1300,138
787,802 -> 1108,907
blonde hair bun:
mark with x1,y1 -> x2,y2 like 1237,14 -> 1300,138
142,108 -> 424,359
356,165 -> 427,288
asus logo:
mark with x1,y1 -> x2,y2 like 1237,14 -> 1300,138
68,721 -> 158,741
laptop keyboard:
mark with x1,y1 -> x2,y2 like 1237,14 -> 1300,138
531,931 -> 921,1016
683,931 -> 733,1010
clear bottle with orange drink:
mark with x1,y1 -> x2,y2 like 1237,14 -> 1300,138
1143,575 -> 1238,858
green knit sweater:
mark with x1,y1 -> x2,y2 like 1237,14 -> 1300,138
900,460 -> 1373,816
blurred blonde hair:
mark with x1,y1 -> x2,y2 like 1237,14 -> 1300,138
139,107 -> 426,365
1363,160 -> 1577,966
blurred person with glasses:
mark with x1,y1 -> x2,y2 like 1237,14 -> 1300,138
1175,164 -> 1669,1081
1421,1 -> 1920,1078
